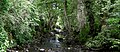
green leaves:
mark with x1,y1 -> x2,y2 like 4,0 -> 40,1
0,0 -> 10,13
6,0 -> 38,45
0,27 -> 9,52
0,0 -> 39,51
85,0 -> 120,50
106,18 -> 120,24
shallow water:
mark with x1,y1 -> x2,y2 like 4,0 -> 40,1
7,34 -> 98,52
27,36 -> 98,52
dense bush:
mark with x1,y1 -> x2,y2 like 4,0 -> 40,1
0,27 -> 9,52
85,0 -> 120,50
0,0 -> 39,51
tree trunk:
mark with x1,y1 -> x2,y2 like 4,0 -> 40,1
63,0 -> 71,33
77,0 -> 86,32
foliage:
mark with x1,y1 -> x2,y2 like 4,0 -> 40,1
85,0 -> 120,50
0,0 -> 9,13
0,0 -> 120,51
0,0 -> 39,51
85,34 -> 120,50
79,23 -> 90,44
85,34 -> 106,48
0,27 -> 9,52
4,0 -> 38,44
0,0 -> 10,51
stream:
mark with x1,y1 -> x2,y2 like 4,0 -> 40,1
7,29 -> 98,52
7,35 -> 98,52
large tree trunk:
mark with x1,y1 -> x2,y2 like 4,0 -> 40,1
77,0 -> 86,32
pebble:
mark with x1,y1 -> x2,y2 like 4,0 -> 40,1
68,47 -> 71,50
39,48 -> 45,52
